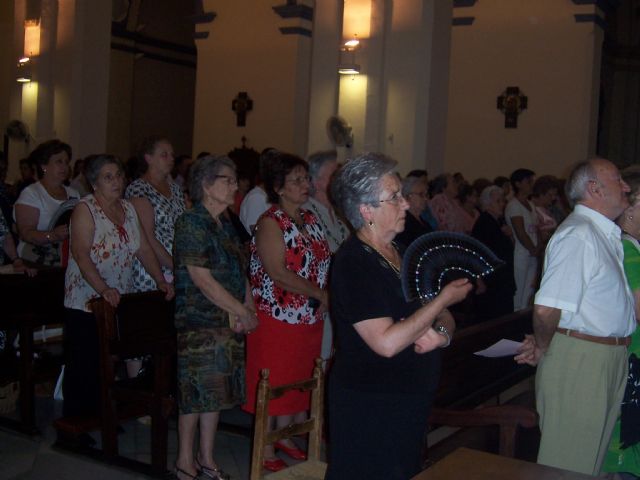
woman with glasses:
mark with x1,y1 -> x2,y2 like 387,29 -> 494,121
395,175 -> 433,248
243,152 -> 330,472
325,153 -> 472,479
173,155 -> 257,480
63,155 -> 173,432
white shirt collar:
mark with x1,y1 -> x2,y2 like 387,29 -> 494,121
573,204 -> 621,239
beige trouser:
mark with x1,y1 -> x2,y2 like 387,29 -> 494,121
536,333 -> 628,476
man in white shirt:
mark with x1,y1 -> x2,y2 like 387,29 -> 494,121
304,151 -> 349,362
239,148 -> 278,235
516,158 -> 635,475
304,150 -> 348,253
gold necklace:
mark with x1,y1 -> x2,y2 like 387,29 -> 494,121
358,234 -> 401,276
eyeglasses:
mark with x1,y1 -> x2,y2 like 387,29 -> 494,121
286,175 -> 311,186
378,191 -> 405,205
215,175 -> 238,186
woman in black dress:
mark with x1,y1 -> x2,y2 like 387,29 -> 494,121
395,175 -> 433,249
326,153 -> 472,479
471,185 -> 516,320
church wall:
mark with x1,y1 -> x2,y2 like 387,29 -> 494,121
445,0 -> 603,180
193,1 -> 313,157
106,1 -> 196,161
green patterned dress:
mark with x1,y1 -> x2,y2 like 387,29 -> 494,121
603,236 -> 640,475
173,203 -> 247,414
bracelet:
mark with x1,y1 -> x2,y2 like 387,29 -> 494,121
435,325 -> 451,348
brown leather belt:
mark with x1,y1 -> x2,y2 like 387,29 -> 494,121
555,327 -> 631,346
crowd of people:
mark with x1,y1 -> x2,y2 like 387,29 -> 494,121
1,138 -> 638,479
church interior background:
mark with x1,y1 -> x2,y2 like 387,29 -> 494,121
1,0 -> 639,182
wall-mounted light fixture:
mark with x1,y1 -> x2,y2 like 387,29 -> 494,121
344,35 -> 359,49
338,35 -> 361,75
24,19 -> 40,57
18,18 -> 40,84
17,57 -> 32,83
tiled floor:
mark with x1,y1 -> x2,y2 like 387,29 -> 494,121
0,381 -> 540,479
0,397 -> 266,479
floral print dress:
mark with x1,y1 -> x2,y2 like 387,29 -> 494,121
64,195 -> 140,312
249,206 -> 331,325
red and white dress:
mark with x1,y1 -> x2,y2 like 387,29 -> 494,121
244,206 -> 330,415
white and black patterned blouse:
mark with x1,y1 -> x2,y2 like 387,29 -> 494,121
125,178 -> 185,291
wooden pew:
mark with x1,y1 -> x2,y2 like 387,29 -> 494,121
0,267 -> 66,434
426,309 -> 537,462
435,308 -> 534,409
54,291 -> 176,476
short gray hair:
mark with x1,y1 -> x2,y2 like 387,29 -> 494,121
479,185 -> 502,210
565,160 -> 598,207
308,150 -> 337,181
307,150 -> 337,196
189,155 -> 236,204
85,154 -> 123,187
401,176 -> 423,197
331,152 -> 397,230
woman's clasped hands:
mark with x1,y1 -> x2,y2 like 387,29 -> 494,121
231,302 -> 259,334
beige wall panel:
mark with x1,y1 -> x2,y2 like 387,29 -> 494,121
445,0 -> 602,180
194,1 -> 312,156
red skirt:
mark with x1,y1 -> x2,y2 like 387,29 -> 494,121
243,310 -> 323,416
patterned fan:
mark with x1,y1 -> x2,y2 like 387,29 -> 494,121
401,232 -> 504,304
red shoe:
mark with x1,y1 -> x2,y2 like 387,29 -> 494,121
263,458 -> 287,472
274,441 -> 307,460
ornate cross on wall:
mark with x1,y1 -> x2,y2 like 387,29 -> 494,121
497,87 -> 528,128
232,92 -> 253,127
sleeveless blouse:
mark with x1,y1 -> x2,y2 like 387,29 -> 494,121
249,206 -> 330,325
64,195 -> 141,312
125,178 -> 185,291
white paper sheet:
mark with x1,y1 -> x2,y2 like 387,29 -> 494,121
474,339 -> 523,358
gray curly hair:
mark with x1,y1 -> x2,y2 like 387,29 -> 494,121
189,155 -> 236,204
331,152 -> 398,230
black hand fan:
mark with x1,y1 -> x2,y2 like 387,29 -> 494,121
401,232 -> 504,304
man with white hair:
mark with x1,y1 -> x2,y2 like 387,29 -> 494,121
304,150 -> 348,362
516,158 -> 635,475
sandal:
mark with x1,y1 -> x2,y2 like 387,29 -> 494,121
175,465 -> 201,480
195,457 -> 230,480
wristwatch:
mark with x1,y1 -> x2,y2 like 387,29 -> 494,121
435,324 -> 451,348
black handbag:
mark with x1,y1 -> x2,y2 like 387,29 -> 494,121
620,353 -> 640,449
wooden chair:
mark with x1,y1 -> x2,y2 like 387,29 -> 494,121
55,291 -> 176,475
94,291 -> 176,474
1,267 -> 66,435
250,358 -> 326,480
